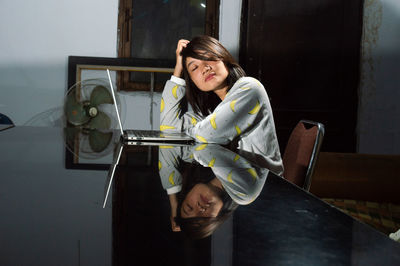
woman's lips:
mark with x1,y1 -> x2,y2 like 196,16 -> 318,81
205,73 -> 215,82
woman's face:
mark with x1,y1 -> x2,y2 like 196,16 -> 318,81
186,57 -> 229,98
181,183 -> 223,218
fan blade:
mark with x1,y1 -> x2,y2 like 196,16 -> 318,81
88,130 -> 113,152
87,111 -> 111,130
90,85 -> 114,106
65,92 -> 90,126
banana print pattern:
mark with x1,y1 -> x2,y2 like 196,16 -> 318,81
159,125 -> 175,131
160,75 -> 284,177
248,100 -> 261,115
195,135 -> 208,143
159,145 -> 174,149
235,125 -> 241,136
247,168 -> 258,180
160,98 -> 165,113
158,144 -> 270,205
172,85 -> 178,99
227,171 -> 234,183
168,171 -> 175,185
195,143 -> 208,151
230,99 -> 237,112
191,116 -> 197,125
210,113 -> 217,129
208,157 -> 216,167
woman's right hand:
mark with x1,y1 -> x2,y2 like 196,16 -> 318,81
173,39 -> 189,78
168,193 -> 181,232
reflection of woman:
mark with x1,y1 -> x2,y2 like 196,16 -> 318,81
160,36 -> 283,176
158,144 -> 270,238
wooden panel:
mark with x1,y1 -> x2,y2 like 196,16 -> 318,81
240,0 -> 363,152
310,152 -> 400,203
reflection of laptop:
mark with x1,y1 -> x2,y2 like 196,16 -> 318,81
106,69 -> 194,144
103,142 -> 124,208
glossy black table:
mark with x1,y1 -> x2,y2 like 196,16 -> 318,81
0,126 -> 399,266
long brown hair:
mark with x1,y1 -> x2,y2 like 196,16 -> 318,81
180,35 -> 246,116
175,163 -> 238,239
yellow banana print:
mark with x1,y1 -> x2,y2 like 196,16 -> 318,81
247,168 -> 258,180
172,85 -> 178,99
248,100 -> 260,115
241,87 -> 251,90
168,171 -> 175,185
196,135 -> 208,143
235,125 -> 241,135
234,154 -> 240,161
160,125 -> 175,131
158,161 -> 162,170
227,171 -> 234,183
159,145 -> 174,149
230,99 -> 237,112
160,98 -> 165,113
210,113 -> 217,129
191,116 -> 197,125
195,144 -> 208,151
208,157 -> 216,167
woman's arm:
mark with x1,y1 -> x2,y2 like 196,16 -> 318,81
193,144 -> 269,205
158,146 -> 183,194
160,39 -> 198,132
159,78 -> 188,132
173,39 -> 189,78
185,77 -> 268,144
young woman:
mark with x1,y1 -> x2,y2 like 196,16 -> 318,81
160,35 -> 283,176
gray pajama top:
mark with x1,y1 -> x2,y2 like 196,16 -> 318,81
158,144 -> 270,205
160,75 -> 283,176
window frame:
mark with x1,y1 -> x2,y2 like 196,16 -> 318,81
117,0 -> 220,91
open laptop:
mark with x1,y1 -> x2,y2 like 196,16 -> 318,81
106,69 -> 194,144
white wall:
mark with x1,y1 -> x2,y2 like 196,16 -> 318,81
0,0 -> 118,126
358,0 -> 400,154
0,0 -> 237,128
0,127 -> 112,265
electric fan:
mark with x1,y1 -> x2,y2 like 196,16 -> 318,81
64,78 -> 120,159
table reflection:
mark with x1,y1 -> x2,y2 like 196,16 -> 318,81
108,143 -> 215,265
107,142 -> 280,264
2,127 -> 400,265
158,143 -> 273,239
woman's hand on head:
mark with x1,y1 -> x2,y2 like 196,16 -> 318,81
173,39 -> 189,78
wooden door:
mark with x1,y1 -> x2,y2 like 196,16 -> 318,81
240,0 -> 363,152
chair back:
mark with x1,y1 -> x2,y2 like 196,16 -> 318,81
283,120 -> 325,190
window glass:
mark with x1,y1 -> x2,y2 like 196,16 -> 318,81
131,0 -> 206,60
